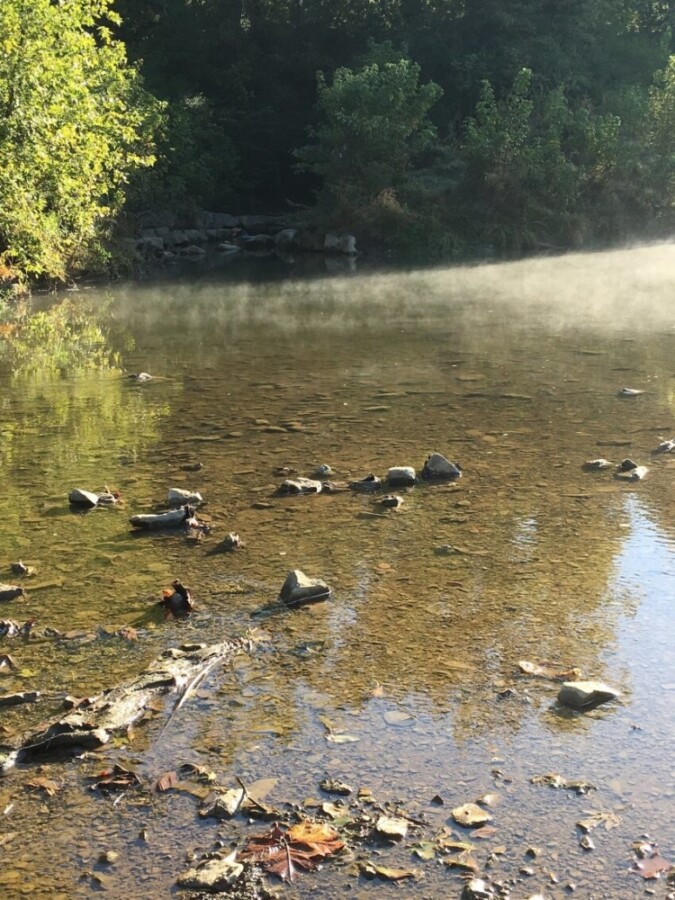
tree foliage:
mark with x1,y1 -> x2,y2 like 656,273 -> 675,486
296,45 -> 442,205
0,0 -> 162,279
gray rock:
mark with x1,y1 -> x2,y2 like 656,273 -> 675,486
462,879 -> 496,900
179,244 -> 206,257
185,228 -> 207,243
217,241 -> 240,253
313,464 -> 334,478
167,229 -> 189,246
137,236 -> 165,254
557,680 -> 620,711
129,506 -> 193,530
387,466 -> 416,487
615,465 -> 648,481
210,212 -> 240,228
379,494 -> 403,508
324,232 -> 357,255
0,584 -> 24,602
239,214 -> 286,233
583,458 -> 613,470
167,488 -> 203,506
177,852 -> 243,891
655,439 -> 675,453
421,452 -> 462,479
277,477 -> 323,495
279,570 -> 331,607
295,228 -> 325,252
241,233 -> 274,249
275,228 -> 299,247
618,387 -> 645,397
69,488 -> 101,508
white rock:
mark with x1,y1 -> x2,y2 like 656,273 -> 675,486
167,488 -> 203,505
557,681 -> 620,711
278,477 -> 322,495
375,815 -> 408,838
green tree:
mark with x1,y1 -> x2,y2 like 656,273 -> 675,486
296,45 -> 443,204
0,0 -> 162,280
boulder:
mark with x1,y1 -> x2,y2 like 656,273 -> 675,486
136,236 -> 165,254
210,212 -> 240,229
185,228 -> 207,243
239,214 -> 286,234
0,691 -> 40,707
295,228 -> 325,252
167,229 -> 189,246
421,453 -> 462,479
279,570 -> 331,607
324,232 -> 357,255
275,228 -> 299,248
137,210 -> 177,230
387,466 -> 416,487
179,244 -> 206,257
557,681 -> 620,711
241,233 -> 274,249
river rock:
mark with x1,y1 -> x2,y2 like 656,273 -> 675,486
379,494 -> 403,508
655,439 -> 675,453
324,232 -> 357,255
177,852 -> 243,891
69,488 -> 101,508
275,228 -> 299,248
217,241 -> 240,252
421,453 -> 462,479
179,244 -> 206,257
167,229 -> 189,246
583,458 -> 613,470
279,570 -> 331,607
349,474 -> 382,492
215,533 -> 242,552
615,466 -> 648,481
462,880 -> 496,900
167,488 -> 203,505
0,691 -> 40,707
130,505 -> 193,529
557,681 -> 620,711
277,477 -> 323,495
0,584 -> 24,602
387,466 -> 416,486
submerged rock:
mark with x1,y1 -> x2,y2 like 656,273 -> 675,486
277,477 -> 323,495
379,495 -> 404,508
314,464 -> 334,478
0,584 -> 24,602
0,691 -> 40,707
177,852 -> 243,892
130,505 -> 193,529
349,474 -> 382,492
387,466 -> 416,487
128,372 -> 153,383
557,680 -> 620,711
615,465 -> 648,481
617,387 -> 644,397
279,570 -> 331,607
583,458 -> 613,470
158,580 -> 195,617
167,487 -> 203,505
654,439 -> 675,453
421,453 -> 462,479
214,532 -> 243,552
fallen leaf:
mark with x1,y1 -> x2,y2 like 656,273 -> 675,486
240,820 -> 344,884
93,764 -> 142,795
25,777 -> 59,797
361,861 -> 417,881
154,771 -> 177,792
412,841 -> 436,861
320,777 -> 352,795
577,811 -> 621,832
633,855 -> 672,879
444,851 -> 480,873
471,825 -> 498,839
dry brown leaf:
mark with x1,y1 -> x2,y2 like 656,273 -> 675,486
25,777 -> 59,797
154,771 -> 178,793
519,659 -> 582,680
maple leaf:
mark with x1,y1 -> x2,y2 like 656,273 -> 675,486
240,820 -> 344,883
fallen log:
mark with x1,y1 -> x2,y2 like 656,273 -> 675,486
0,636 -> 257,773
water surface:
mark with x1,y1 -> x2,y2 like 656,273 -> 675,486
1,245 -> 675,897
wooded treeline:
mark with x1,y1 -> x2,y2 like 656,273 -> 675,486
1,0 -> 675,279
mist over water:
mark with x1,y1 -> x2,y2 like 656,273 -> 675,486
1,243 -> 675,897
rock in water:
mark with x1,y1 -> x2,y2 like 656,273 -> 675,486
615,466 -> 648,481
0,584 -> 24,602
583,458 -> 613,470
215,532 -> 243,552
349,474 -> 382,492
557,681 -> 620,711
69,488 -> 101,508
277,477 -> 323,495
177,852 -> 243,891
421,453 -> 462,479
279,570 -> 331,607
167,487 -> 203,505
130,505 -> 193,529
387,466 -> 416,487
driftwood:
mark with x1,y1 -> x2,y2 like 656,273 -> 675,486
0,636 -> 256,773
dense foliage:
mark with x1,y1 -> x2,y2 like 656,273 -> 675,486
2,0 -> 675,276
0,0 -> 161,280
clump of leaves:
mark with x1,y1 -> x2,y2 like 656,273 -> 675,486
239,820 -> 344,883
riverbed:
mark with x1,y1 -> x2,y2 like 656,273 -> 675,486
1,244 -> 674,897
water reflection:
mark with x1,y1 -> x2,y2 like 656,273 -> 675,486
1,244 -> 675,897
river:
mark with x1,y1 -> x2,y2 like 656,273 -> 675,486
0,244 -> 674,897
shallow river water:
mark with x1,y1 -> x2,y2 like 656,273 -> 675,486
1,245 -> 675,898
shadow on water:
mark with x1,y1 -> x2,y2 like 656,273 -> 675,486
1,242 -> 675,896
